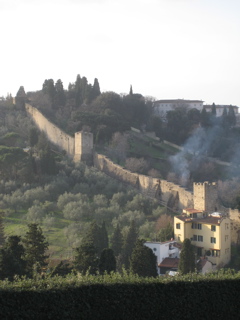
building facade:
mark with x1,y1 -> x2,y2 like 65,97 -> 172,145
144,240 -> 180,274
153,99 -> 204,119
174,209 -> 231,268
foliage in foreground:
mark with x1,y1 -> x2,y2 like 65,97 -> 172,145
0,268 -> 239,291
1,271 -> 240,320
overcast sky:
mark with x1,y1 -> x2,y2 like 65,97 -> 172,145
0,0 -> 239,106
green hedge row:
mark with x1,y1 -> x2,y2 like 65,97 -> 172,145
0,278 -> 240,319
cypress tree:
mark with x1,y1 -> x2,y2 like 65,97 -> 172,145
129,85 -> 133,95
54,79 -> 66,107
74,241 -> 99,275
211,103 -> 216,116
22,223 -> 49,275
42,79 -> 55,106
99,248 -> 116,274
178,238 -> 195,274
80,76 -> 89,104
228,105 -> 236,127
122,220 -> 138,269
0,235 -> 26,280
83,221 -> 107,257
75,74 -> 82,107
111,224 -> 123,257
221,107 -> 228,128
92,78 -> 101,100
130,239 -> 157,277
15,86 -> 27,109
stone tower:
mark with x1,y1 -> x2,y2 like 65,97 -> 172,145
74,131 -> 93,164
193,181 -> 218,213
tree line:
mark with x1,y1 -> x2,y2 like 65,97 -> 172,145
0,220 -> 158,280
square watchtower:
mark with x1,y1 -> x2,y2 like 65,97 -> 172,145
74,131 -> 93,164
193,181 -> 218,213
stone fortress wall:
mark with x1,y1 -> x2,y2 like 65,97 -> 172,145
26,103 -> 75,156
93,153 -> 194,210
25,103 -> 93,161
25,103 -> 240,243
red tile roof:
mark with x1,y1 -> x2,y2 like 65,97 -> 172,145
175,215 -> 221,225
159,257 -> 179,268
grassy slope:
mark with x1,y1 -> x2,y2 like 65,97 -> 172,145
3,212 -> 73,260
2,134 -> 179,260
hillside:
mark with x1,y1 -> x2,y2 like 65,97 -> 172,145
1,81 -> 240,262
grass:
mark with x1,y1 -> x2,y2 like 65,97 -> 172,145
3,211 -> 73,260
129,139 -> 168,159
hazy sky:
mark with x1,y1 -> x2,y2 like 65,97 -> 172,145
1,0 -> 239,106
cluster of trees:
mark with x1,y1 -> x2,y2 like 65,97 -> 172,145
155,103 -> 237,147
74,220 -> 158,277
0,220 -> 158,280
41,75 -> 101,110
0,224 -> 48,280
29,77 -> 152,142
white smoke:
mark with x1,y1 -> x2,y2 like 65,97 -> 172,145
169,126 -> 223,186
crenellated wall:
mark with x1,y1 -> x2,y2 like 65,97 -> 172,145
25,102 -> 240,244
25,103 -> 75,156
93,153 -> 193,211
25,103 -> 93,162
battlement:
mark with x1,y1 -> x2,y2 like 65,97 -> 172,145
193,181 -> 218,212
193,181 -> 217,186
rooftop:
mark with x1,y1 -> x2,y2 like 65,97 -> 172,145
175,215 -> 222,225
155,99 -> 203,104
159,257 -> 179,268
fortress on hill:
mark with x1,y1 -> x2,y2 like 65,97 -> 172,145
25,103 -> 240,244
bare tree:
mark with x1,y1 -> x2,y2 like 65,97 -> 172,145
125,157 -> 149,174
107,132 -> 129,164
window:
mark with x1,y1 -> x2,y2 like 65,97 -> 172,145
211,237 -> 216,244
225,248 -> 229,254
211,225 -> 216,231
225,235 -> 229,242
212,250 -> 220,257
225,223 -> 229,230
189,213 -> 197,218
193,235 -> 197,241
198,235 -> 203,242
192,223 -> 202,229
176,223 -> 181,229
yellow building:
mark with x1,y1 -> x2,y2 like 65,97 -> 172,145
174,209 -> 231,268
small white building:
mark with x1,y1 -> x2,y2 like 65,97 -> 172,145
197,258 -> 213,275
153,99 -> 204,119
144,240 -> 180,274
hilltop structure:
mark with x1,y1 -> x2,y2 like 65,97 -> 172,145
153,99 -> 204,119
23,101 -> 240,248
153,99 -> 239,121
